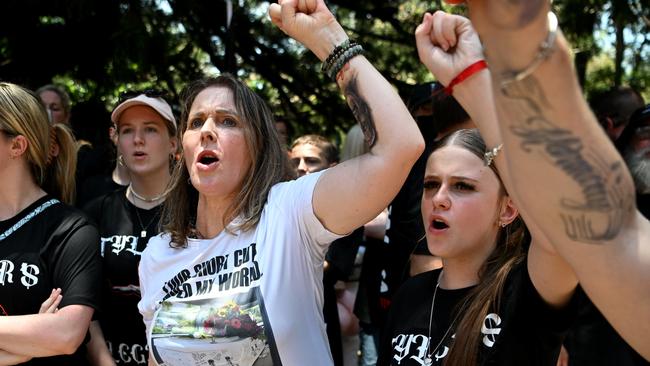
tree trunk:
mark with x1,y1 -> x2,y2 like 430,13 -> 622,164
614,20 -> 624,87
574,51 -> 590,88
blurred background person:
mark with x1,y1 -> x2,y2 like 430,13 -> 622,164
289,134 -> 338,177
76,114 -> 130,208
589,86 -> 645,142
36,84 -> 114,206
618,104 -> 650,219
35,84 -> 71,126
274,115 -> 293,150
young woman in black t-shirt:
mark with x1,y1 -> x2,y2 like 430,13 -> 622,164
380,128 -> 577,366
83,92 -> 178,365
0,82 -> 102,365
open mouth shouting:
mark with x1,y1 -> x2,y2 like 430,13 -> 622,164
197,150 -> 220,171
429,217 -> 449,234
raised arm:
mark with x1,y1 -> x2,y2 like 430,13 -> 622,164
269,0 -> 425,235
420,1 -> 650,359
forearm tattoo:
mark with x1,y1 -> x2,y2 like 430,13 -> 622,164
501,77 -> 635,244
344,74 -> 377,148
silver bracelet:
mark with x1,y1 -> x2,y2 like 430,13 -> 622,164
500,11 -> 559,90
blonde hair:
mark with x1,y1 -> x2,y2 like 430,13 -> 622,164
341,124 -> 369,161
0,82 -> 77,204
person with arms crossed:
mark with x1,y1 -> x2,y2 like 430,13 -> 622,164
0,82 -> 102,365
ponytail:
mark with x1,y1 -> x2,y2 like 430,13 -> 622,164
0,83 -> 77,204
43,123 -> 77,204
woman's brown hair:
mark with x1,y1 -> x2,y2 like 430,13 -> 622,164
431,129 -> 528,366
163,74 -> 294,247
0,82 -> 77,204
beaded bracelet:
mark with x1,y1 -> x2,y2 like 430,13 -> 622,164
321,39 -> 357,73
326,44 -> 364,81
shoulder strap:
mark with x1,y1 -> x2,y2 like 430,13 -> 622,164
0,199 -> 60,241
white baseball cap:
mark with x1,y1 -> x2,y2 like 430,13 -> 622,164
111,94 -> 177,131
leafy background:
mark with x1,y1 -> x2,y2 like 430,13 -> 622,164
1,0 -> 648,145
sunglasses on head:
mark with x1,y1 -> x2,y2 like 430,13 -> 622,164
118,88 -> 169,104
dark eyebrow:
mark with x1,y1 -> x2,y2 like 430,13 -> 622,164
450,176 -> 480,184
423,174 -> 480,184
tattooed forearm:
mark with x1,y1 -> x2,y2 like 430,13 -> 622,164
344,74 -> 377,148
502,77 -> 634,243
514,127 -> 610,210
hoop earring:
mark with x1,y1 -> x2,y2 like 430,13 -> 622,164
118,154 -> 125,167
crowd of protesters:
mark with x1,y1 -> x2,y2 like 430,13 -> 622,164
0,0 -> 649,366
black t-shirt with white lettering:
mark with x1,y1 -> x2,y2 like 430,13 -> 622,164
0,195 -> 102,365
84,189 -> 162,365
379,261 -> 577,366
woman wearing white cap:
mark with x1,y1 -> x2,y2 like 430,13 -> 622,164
84,91 -> 178,366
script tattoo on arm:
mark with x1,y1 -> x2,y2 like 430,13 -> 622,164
500,77 -> 635,244
344,75 -> 377,148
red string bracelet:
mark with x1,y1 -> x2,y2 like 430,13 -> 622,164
444,60 -> 488,95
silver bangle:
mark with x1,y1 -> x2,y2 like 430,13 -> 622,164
500,11 -> 559,90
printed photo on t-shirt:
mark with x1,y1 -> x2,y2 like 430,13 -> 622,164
148,242 -> 280,366
150,286 -> 276,366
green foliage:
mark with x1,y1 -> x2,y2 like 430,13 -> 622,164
0,0 -> 648,143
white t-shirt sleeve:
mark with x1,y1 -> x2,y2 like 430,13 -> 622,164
267,171 -> 343,261
137,235 -> 161,335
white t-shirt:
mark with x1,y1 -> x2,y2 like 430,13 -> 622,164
138,172 -> 342,366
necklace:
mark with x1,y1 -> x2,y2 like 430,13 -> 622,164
132,203 -> 160,238
127,184 -> 166,203
424,270 -> 456,366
